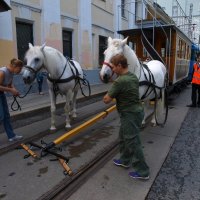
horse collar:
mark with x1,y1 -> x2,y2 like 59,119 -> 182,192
47,58 -> 79,83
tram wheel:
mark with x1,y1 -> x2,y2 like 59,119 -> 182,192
155,88 -> 168,126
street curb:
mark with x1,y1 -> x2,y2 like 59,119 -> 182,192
10,91 -> 107,121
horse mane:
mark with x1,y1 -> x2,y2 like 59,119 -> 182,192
109,38 -> 141,76
42,46 -> 66,65
123,44 -> 141,76
35,46 -> 66,77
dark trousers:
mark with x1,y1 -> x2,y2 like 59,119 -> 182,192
37,79 -> 43,93
191,83 -> 200,105
119,111 -> 149,176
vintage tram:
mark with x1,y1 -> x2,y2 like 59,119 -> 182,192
118,24 -> 193,90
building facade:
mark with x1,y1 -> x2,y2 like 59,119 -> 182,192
0,0 -> 135,69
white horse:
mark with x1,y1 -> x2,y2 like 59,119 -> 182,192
22,43 -> 84,130
100,37 -> 167,126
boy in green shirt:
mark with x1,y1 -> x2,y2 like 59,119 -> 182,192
103,54 -> 149,180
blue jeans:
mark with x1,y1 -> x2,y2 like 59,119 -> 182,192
37,77 -> 43,93
0,93 -> 16,139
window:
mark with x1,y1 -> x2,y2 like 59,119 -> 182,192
121,0 -> 125,18
16,21 -> 33,61
177,38 -> 181,58
62,30 -> 72,58
143,47 -> 148,57
99,36 -> 107,66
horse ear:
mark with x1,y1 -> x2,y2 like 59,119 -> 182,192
29,43 -> 33,49
122,37 -> 129,46
108,37 -> 113,45
40,43 -> 46,51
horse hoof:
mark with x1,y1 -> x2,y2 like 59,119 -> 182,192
50,127 -> 56,131
71,116 -> 77,120
71,113 -> 77,118
151,123 -> 156,127
65,124 -> 71,129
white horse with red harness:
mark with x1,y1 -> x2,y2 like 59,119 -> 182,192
100,37 -> 168,126
22,43 -> 89,130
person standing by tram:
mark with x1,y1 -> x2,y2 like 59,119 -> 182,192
0,58 -> 23,142
103,54 -> 149,180
187,52 -> 200,107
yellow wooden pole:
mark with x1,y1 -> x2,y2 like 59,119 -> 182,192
53,105 -> 116,145
21,143 -> 38,158
58,158 -> 73,176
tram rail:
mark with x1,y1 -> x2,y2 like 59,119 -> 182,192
0,97 -> 120,199
37,140 -> 119,200
0,84 -> 189,199
0,93 -> 107,156
0,86 -> 184,199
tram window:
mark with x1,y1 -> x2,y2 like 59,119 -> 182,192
187,45 -> 189,59
177,39 -> 180,58
161,48 -> 165,57
182,42 -> 186,59
134,43 -> 137,53
143,47 -> 148,57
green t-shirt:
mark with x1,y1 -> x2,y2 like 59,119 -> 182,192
108,72 -> 143,113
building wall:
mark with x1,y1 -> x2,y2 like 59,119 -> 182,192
11,1 -> 42,45
60,0 -> 78,17
0,0 -> 127,68
0,0 -> 14,65
0,0 -> 141,87
0,0 -> 125,90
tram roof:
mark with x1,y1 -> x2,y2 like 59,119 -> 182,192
118,24 -> 192,43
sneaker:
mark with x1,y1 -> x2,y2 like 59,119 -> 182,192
113,159 -> 130,168
129,171 -> 149,180
39,92 -> 44,95
9,135 -> 23,142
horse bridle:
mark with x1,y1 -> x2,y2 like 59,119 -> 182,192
23,65 -> 43,78
102,61 -> 115,78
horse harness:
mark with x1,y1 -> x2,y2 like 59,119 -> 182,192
139,63 -> 165,100
103,61 -> 165,100
47,57 -> 91,97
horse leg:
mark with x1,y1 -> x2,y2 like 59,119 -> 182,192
70,87 -> 78,119
142,100 -> 157,127
142,101 -> 148,127
49,90 -> 57,130
64,90 -> 73,129
150,113 -> 156,127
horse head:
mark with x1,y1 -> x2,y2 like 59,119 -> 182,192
22,43 -> 46,84
99,37 -> 128,83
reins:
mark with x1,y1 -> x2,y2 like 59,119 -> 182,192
139,63 -> 158,100
11,85 -> 32,111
